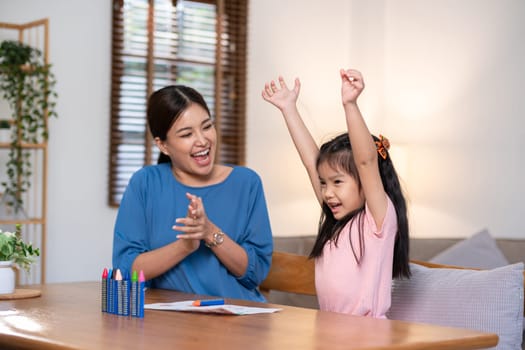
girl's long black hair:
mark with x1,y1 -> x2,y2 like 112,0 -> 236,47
309,133 -> 411,279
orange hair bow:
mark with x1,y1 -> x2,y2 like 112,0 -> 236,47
375,134 -> 390,160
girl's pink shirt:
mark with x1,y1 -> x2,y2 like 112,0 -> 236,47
315,197 -> 397,318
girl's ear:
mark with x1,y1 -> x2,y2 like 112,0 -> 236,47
154,137 -> 169,155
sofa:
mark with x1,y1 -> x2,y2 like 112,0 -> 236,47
269,232 -> 525,350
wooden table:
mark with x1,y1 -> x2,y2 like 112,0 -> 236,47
0,282 -> 498,350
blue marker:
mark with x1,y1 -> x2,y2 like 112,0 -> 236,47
192,299 -> 225,306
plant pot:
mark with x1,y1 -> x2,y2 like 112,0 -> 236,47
0,260 -> 15,294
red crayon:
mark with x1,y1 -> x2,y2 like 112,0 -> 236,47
101,268 -> 108,313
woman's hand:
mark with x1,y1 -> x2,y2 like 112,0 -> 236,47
340,68 -> 364,106
262,76 -> 301,113
173,193 -> 217,250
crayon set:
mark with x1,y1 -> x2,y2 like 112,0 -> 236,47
101,268 -> 145,318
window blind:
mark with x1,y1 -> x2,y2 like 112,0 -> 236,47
109,0 -> 248,206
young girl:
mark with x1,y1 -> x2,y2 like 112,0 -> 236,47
262,69 -> 410,318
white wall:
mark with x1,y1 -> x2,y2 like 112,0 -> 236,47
380,0 -> 525,239
0,0 -> 523,283
0,0 -> 115,283
248,0 -> 525,240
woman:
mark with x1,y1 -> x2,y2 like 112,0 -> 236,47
112,85 -> 273,302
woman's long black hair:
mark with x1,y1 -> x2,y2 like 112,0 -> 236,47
309,133 -> 411,279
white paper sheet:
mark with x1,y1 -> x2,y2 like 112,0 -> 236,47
144,300 -> 282,315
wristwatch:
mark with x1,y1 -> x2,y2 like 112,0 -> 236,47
205,231 -> 225,248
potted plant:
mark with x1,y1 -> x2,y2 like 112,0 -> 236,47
0,223 -> 40,294
0,40 -> 58,213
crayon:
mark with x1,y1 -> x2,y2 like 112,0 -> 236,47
121,272 -> 130,316
137,270 -> 145,318
115,269 -> 123,315
101,268 -> 108,313
107,268 -> 114,314
130,270 -> 138,317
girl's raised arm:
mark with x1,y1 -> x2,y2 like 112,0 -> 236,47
262,76 -> 323,205
340,69 -> 388,228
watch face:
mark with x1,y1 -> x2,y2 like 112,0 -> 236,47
214,232 -> 224,245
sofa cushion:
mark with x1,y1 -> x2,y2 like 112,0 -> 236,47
429,229 -> 509,269
387,262 -> 524,350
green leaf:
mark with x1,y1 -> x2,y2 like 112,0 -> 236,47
0,40 -> 58,210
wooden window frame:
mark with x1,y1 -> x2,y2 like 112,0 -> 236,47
108,0 -> 248,207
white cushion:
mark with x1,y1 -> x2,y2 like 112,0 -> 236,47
429,229 -> 509,269
387,262 -> 524,350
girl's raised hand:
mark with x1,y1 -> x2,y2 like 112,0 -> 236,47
262,76 -> 301,112
340,68 -> 364,105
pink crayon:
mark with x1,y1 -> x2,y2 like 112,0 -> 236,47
138,270 -> 145,318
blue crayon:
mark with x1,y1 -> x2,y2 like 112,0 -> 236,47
121,273 -> 130,316
107,268 -> 114,314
